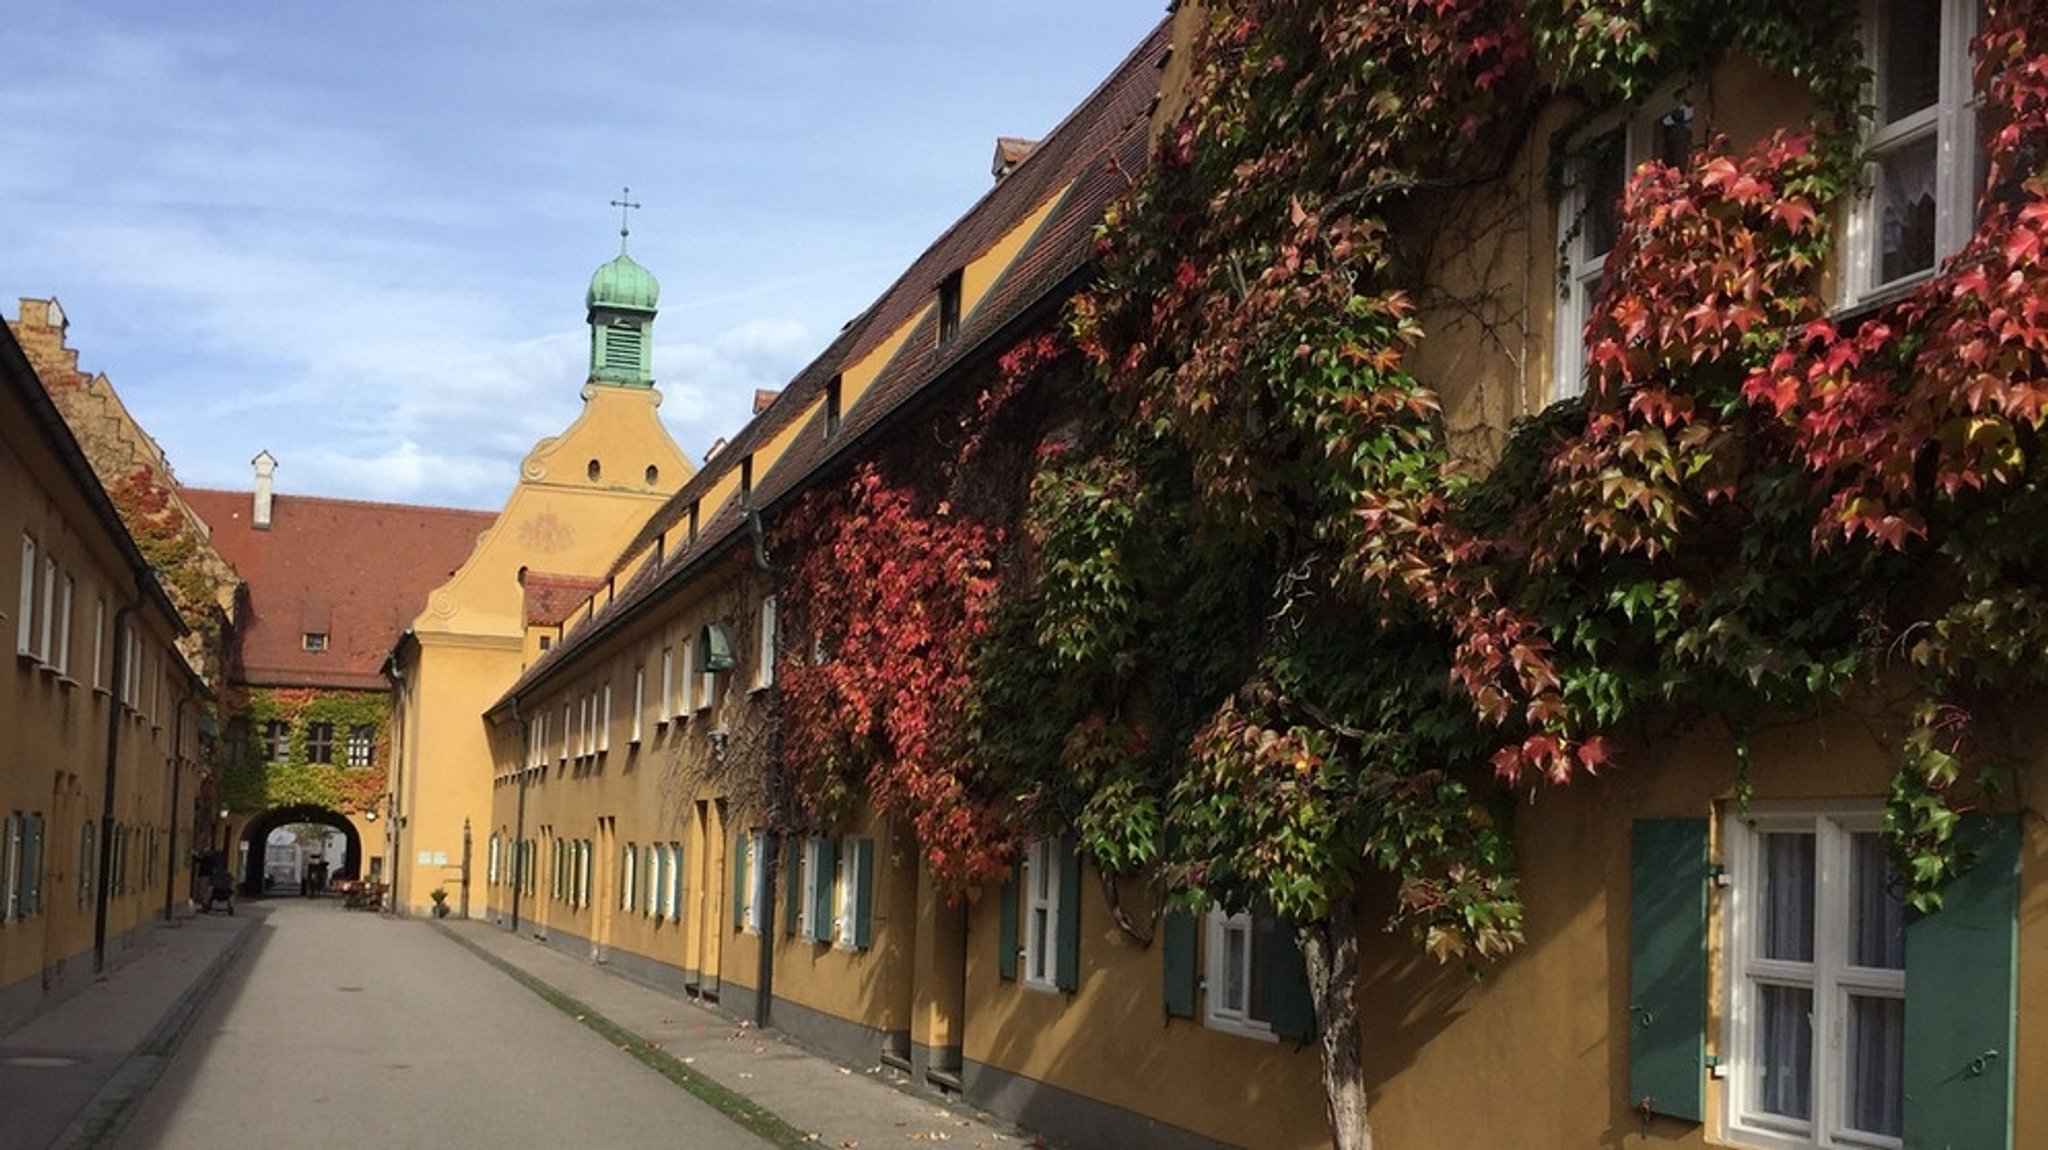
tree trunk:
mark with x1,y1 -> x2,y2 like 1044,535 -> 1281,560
1300,903 -> 1372,1150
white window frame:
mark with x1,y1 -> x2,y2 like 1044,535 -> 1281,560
600,683 -> 612,753
1022,838 -> 1062,991
1723,801 -> 1905,1150
1844,0 -> 1980,306
797,835 -> 824,940
37,556 -> 56,663
631,666 -> 645,744
834,835 -> 863,951
754,594 -> 778,691
55,573 -> 73,677
1554,90 -> 1695,401
680,635 -> 698,714
663,842 -> 682,921
658,646 -> 674,724
742,832 -> 768,934
15,535 -> 34,657
91,597 -> 105,689
560,702 -> 571,762
1203,905 -> 1283,1042
696,637 -> 714,713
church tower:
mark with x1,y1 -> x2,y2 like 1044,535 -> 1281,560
586,190 -> 659,387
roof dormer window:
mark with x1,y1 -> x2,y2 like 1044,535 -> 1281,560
938,269 -> 963,346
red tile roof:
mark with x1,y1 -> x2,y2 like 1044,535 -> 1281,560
524,571 -> 605,627
182,487 -> 495,690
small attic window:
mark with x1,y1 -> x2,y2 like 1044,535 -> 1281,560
539,635 -> 552,652
588,459 -> 602,482
302,632 -> 328,653
645,464 -> 659,485
688,501 -> 700,544
825,376 -> 843,439
740,455 -> 754,502
938,270 -> 963,346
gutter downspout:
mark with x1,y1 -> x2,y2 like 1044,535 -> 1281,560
510,696 -> 527,935
163,696 -> 189,923
388,659 -> 406,917
94,591 -> 141,975
748,509 -> 782,1030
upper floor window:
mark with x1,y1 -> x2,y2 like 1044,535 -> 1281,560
302,631 -> 328,653
1848,0 -> 1981,303
345,724 -> 375,767
264,720 -> 291,763
15,534 -> 35,657
755,595 -> 778,691
1555,95 -> 1694,401
825,376 -> 844,439
937,269 -> 964,346
306,722 -> 334,764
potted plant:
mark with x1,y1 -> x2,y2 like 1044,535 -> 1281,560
429,887 -> 450,919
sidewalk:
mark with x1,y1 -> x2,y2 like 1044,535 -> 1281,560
2,903 -> 1042,1150
437,918 -> 1044,1150
0,905 -> 257,1150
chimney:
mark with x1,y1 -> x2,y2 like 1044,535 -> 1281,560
752,388 -> 781,415
252,450 -> 278,530
992,136 -> 1039,182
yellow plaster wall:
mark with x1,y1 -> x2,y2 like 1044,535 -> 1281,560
395,383 -> 690,917
1,381 -> 201,1002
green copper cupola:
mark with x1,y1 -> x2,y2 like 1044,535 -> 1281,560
586,188 -> 659,388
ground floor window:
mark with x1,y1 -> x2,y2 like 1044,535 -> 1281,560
1724,804 -> 1904,1150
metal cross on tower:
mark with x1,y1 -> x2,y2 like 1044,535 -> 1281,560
610,187 -> 642,251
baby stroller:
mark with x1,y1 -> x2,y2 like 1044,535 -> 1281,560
202,867 -> 235,915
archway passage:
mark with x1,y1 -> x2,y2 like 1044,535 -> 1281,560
235,804 -> 364,896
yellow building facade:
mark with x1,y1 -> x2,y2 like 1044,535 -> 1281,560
385,240 -> 694,918
0,318 -> 206,1031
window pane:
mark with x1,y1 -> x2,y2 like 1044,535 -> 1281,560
1223,924 -> 1248,1014
1031,908 -> 1050,979
1582,126 -> 1627,258
1849,832 -> 1905,970
1877,134 -> 1940,283
1846,994 -> 1905,1137
1761,832 -> 1815,962
1653,104 -> 1694,168
1880,0 -> 1943,124
1756,984 -> 1814,1121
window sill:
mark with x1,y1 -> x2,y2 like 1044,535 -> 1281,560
1203,1017 -> 1282,1044
56,674 -> 79,690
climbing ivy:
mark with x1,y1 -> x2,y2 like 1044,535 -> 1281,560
222,686 -> 389,815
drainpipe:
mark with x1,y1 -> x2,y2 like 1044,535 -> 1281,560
387,658 -> 406,916
748,509 -> 783,1030
163,696 -> 190,923
510,697 -> 527,934
94,591 -> 141,975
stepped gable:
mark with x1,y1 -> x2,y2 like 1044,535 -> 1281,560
183,488 -> 494,690
508,18 -> 1170,695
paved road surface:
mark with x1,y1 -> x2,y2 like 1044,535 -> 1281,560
110,901 -> 767,1149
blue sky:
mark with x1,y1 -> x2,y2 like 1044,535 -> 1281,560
2,4 -> 1166,509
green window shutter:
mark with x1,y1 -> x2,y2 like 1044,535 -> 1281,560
813,838 -> 837,942
1904,812 -> 2019,1150
1628,817 -> 1709,1122
1055,839 -> 1082,992
23,815 -> 43,914
998,857 -> 1020,981
851,838 -> 874,950
731,833 -> 751,929
1162,908 -> 1198,1019
784,838 -> 801,935
1269,917 -> 1315,1041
